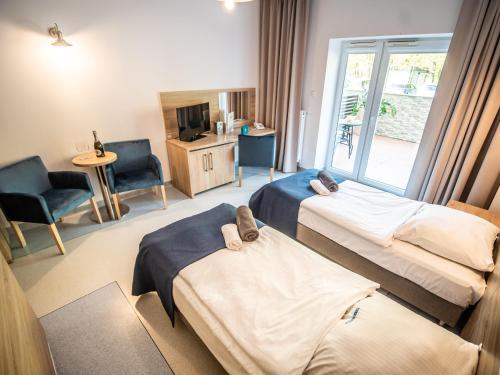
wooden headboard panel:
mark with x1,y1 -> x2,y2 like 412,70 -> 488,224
462,238 -> 500,375
159,88 -> 256,139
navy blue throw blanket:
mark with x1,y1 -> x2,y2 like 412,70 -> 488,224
249,169 -> 345,237
132,203 -> 263,325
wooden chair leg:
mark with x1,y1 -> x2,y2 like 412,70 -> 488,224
10,222 -> 26,248
0,231 -> 13,263
270,167 -> 274,182
112,194 -> 121,219
239,167 -> 243,187
48,224 -> 65,255
0,226 -> 10,246
160,185 -> 168,209
89,197 -> 103,224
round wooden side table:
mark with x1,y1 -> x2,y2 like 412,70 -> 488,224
71,151 -> 129,222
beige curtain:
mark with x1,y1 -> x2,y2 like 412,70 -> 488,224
258,0 -> 309,172
227,91 -> 248,119
406,0 -> 500,208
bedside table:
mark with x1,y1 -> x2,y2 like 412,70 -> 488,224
447,199 -> 500,228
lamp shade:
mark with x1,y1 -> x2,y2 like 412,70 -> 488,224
51,37 -> 72,47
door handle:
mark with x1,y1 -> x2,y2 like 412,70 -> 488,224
209,152 -> 213,170
202,154 -> 208,172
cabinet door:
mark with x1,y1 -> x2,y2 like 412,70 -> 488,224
208,143 -> 235,188
188,149 -> 210,194
222,143 -> 235,183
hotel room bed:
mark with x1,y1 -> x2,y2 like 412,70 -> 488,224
250,170 -> 498,327
132,204 -> 500,375
173,264 -> 478,375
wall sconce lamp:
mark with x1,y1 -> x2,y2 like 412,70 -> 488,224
48,23 -> 72,47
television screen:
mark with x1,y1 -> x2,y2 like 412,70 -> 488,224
176,102 -> 211,142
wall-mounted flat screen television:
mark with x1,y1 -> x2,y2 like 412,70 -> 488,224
176,102 -> 211,142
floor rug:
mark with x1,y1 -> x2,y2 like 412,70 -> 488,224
41,282 -> 174,374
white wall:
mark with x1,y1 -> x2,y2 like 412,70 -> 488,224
300,0 -> 463,168
0,0 -> 259,198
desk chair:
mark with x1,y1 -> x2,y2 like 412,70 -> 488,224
238,134 -> 276,187
104,139 -> 167,219
0,156 -> 101,255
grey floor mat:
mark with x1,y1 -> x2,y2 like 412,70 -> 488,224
41,282 -> 173,375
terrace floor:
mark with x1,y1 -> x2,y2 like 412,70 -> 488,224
331,134 -> 420,190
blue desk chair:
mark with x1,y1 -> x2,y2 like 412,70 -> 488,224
104,139 -> 167,219
0,156 -> 101,255
238,134 -> 276,187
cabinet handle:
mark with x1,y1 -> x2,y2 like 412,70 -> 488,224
202,154 -> 208,171
209,152 -> 213,170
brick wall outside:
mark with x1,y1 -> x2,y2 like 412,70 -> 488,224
375,93 -> 433,143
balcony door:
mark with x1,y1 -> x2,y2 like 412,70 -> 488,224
327,38 -> 449,195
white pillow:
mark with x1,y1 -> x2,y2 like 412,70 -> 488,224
395,204 -> 499,271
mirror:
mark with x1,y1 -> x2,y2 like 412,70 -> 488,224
219,90 -> 250,122
159,88 -> 255,138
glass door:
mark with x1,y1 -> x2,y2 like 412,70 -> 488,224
328,38 -> 449,194
328,43 -> 381,177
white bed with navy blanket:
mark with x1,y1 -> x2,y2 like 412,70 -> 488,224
172,225 -> 480,374
133,204 -> 481,374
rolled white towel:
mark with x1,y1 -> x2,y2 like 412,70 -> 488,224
310,179 -> 331,196
221,223 -> 243,251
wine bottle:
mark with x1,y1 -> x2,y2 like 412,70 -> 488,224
93,131 -> 105,158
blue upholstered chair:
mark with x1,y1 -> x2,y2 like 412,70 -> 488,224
0,156 -> 102,255
238,134 -> 276,187
104,139 -> 167,219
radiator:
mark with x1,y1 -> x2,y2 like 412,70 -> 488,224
297,110 -> 307,163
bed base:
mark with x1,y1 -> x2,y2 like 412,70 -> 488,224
296,223 -> 465,327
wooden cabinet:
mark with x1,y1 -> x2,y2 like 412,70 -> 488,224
167,135 -> 235,197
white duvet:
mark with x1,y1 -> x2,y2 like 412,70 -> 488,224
301,180 -> 424,247
177,226 -> 378,374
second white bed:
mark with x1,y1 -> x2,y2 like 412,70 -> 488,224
298,199 -> 486,308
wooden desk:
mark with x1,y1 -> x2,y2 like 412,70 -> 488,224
167,128 -> 275,197
167,127 -> 275,152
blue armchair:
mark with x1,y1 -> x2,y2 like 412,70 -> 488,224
104,139 -> 167,218
238,134 -> 276,187
0,156 -> 102,255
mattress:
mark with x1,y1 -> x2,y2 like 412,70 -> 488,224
173,277 -> 478,375
298,203 -> 486,307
